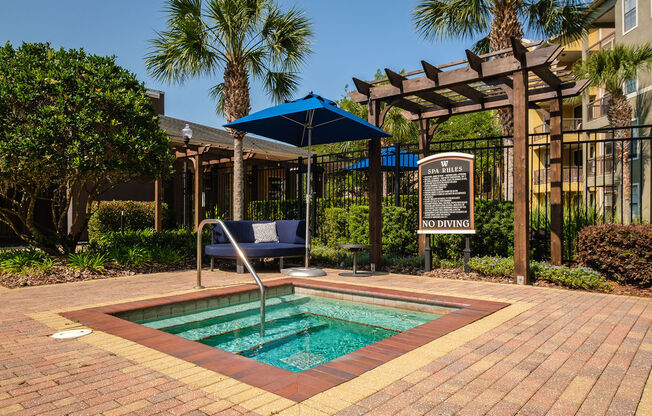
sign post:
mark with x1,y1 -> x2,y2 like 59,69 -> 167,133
418,152 -> 475,272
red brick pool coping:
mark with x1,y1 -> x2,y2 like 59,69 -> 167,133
61,278 -> 509,402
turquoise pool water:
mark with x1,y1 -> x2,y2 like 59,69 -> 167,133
138,294 -> 442,372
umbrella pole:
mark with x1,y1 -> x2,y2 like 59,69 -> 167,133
304,127 -> 312,268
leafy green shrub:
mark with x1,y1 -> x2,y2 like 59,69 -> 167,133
382,206 -> 418,256
110,246 -> 151,267
439,258 -> 462,269
68,252 -> 108,273
150,246 -> 183,265
320,208 -> 349,247
88,201 -> 170,242
468,256 -> 514,276
32,257 -> 55,274
248,199 -> 300,221
385,254 -> 425,268
468,256 -> 610,290
0,248 -> 50,275
311,246 -> 347,265
576,223 -> 652,286
347,205 -> 370,245
93,228 -> 201,259
532,263 -> 610,290
431,199 -> 514,260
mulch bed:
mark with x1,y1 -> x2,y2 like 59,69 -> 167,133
0,258 -> 197,289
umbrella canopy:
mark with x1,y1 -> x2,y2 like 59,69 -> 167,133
224,93 -> 389,145
346,146 -> 418,172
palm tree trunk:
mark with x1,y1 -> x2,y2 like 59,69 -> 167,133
489,1 -> 523,201
223,61 -> 250,220
607,92 -> 633,223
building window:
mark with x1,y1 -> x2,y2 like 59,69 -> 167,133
630,119 -> 640,159
625,75 -> 637,95
631,183 -> 640,221
623,0 -> 637,33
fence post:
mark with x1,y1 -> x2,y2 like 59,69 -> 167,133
394,143 -> 401,207
297,157 -> 303,219
311,154 -> 318,243
549,97 -> 563,265
512,68 -> 530,284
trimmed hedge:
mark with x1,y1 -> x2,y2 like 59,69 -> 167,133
88,201 -> 169,242
577,223 -> 652,286
91,228 -> 206,259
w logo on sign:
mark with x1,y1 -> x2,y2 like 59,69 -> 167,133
440,160 -> 449,167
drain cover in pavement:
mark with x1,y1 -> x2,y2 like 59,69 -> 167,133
51,329 -> 92,339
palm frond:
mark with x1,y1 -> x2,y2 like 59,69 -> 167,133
575,43 -> 652,94
146,2 -> 218,84
261,4 -> 313,72
521,0 -> 592,44
264,71 -> 299,103
472,35 -> 490,55
208,82 -> 226,114
413,0 -> 491,41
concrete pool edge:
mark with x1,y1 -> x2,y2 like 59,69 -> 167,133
57,278 -> 510,404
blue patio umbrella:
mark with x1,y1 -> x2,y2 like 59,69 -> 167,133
346,146 -> 418,171
225,93 -> 390,276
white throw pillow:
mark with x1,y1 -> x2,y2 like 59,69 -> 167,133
252,222 -> 279,243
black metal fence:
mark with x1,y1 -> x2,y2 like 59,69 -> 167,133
204,125 -> 651,263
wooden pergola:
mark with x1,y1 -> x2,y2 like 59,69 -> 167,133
349,38 -> 589,283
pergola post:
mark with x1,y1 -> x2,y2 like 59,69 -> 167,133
193,154 -> 204,231
368,100 -> 383,268
513,68 -> 530,284
418,117 -> 430,261
549,97 -> 563,265
154,179 -> 163,232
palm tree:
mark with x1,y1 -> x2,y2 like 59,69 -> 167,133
146,0 -> 312,220
575,43 -> 652,223
413,0 -> 592,199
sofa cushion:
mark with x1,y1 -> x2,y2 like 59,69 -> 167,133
275,220 -> 306,244
212,221 -> 257,244
252,222 -> 279,243
205,242 -> 304,258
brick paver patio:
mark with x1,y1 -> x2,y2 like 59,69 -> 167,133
1,269 -> 650,415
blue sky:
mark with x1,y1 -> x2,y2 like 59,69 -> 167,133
2,0 -> 475,128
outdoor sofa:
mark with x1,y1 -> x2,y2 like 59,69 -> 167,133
206,220 -> 306,273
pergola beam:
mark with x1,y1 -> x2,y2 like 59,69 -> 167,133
349,45 -> 562,103
533,67 -> 562,89
404,80 -> 589,120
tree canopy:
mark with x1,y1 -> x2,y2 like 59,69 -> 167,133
0,42 -> 174,253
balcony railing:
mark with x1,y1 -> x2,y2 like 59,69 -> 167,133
587,156 -> 616,176
533,166 -> 583,185
587,31 -> 615,54
564,118 -> 582,131
532,118 -> 582,134
588,95 -> 610,121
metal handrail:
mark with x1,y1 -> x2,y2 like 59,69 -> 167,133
196,219 -> 266,337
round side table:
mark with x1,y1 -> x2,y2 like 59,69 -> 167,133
338,244 -> 372,276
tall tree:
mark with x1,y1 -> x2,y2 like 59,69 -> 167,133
575,43 -> 652,223
0,42 -> 174,254
413,0 -> 592,198
146,0 -> 312,220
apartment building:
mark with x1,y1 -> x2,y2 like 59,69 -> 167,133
529,0 -> 651,222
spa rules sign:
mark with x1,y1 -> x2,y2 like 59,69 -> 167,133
418,152 -> 475,234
